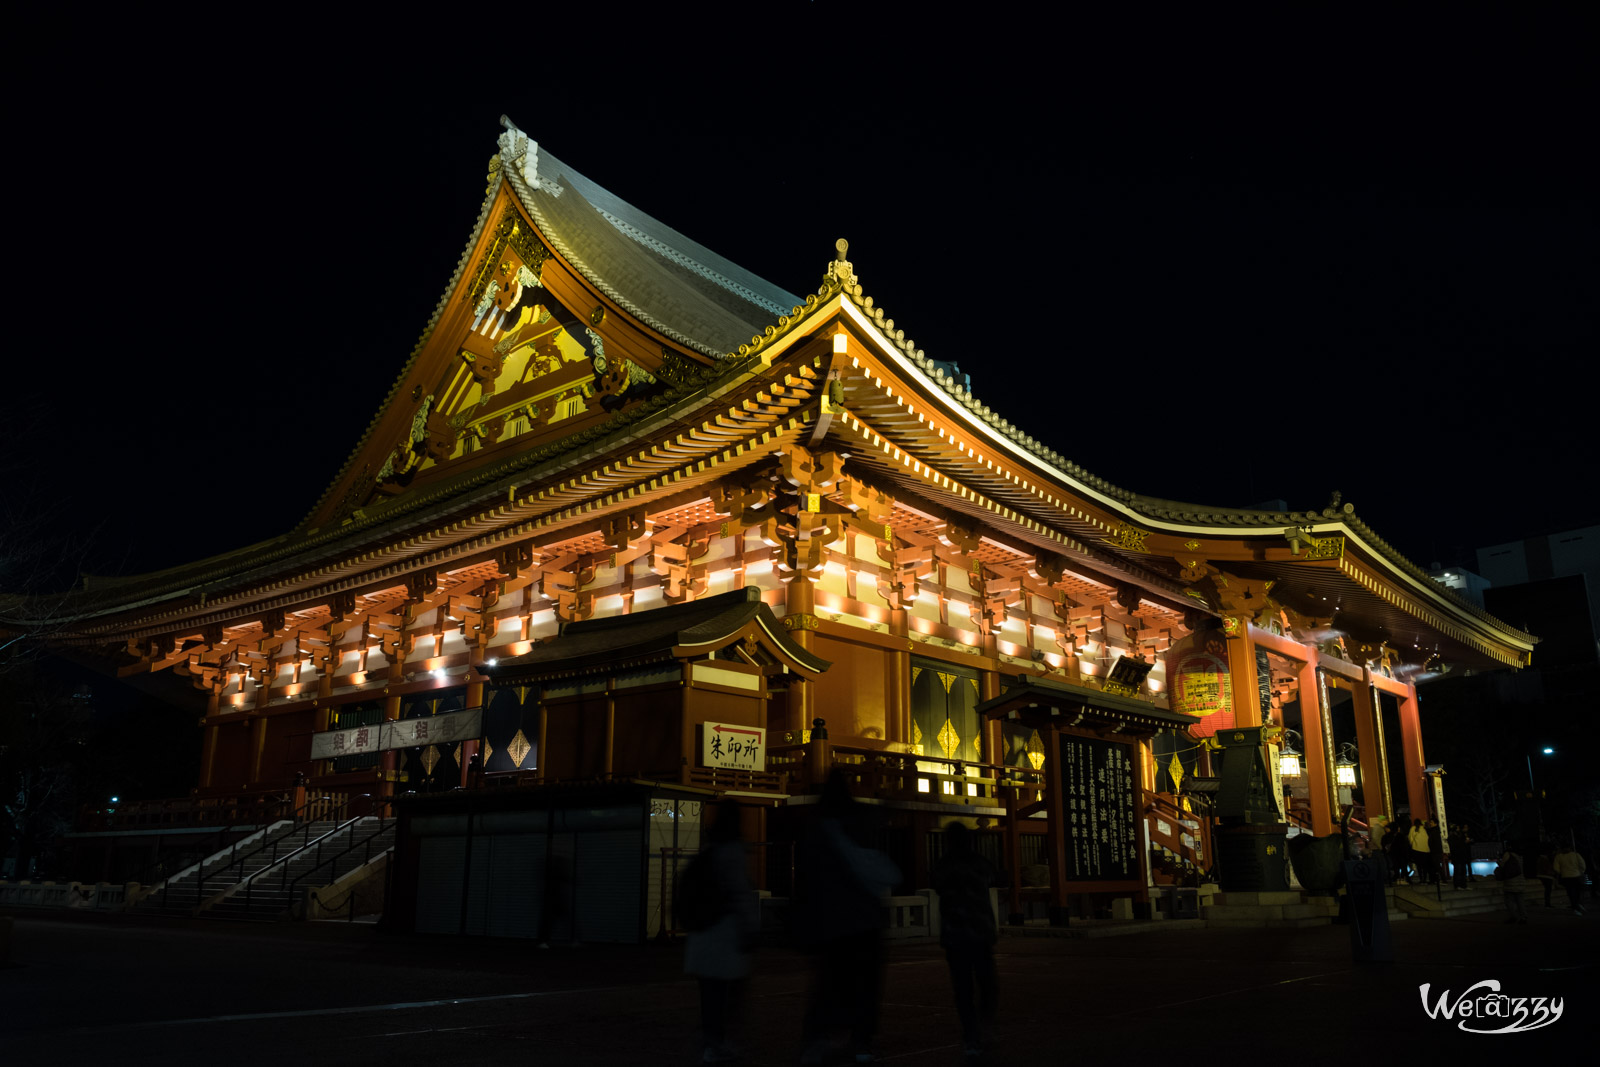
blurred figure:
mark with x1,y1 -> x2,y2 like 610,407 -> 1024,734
1408,819 -> 1430,883
1536,848 -> 1556,907
1496,848 -> 1527,925
1425,819 -> 1444,885
682,799 -> 757,1064
797,770 -> 901,1065
1552,844 -> 1587,915
1448,823 -> 1470,889
932,822 -> 1001,1058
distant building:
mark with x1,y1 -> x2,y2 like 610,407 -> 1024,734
1428,565 -> 1492,611
1478,526 -> 1600,642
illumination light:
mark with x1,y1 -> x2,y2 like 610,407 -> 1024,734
433,669 -> 448,679
1336,763 -> 1358,787
1279,753 -> 1302,778
110,796 -> 119,803
1542,746 -> 1554,755
966,782 -> 979,797
917,778 -> 931,793
487,658 -> 498,667
942,780 -> 956,795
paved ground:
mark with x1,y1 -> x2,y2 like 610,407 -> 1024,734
3,903 -> 1595,1065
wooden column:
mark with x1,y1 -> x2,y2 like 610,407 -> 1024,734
534,694 -> 548,781
885,608 -> 911,746
249,716 -> 268,786
979,633 -> 1001,765
1225,624 -> 1262,727
1295,659 -> 1336,836
679,660 -> 695,785
1350,672 -> 1391,821
1397,684 -> 1428,821
200,724 -> 220,789
1044,724 -> 1069,926
785,576 -> 815,736
1003,785 -> 1024,925
461,680 -> 485,788
603,677 -> 616,776
379,694 -> 401,798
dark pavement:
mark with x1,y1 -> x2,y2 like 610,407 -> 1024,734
3,903 -> 1595,1065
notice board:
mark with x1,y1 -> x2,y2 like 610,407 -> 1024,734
1059,733 -> 1140,881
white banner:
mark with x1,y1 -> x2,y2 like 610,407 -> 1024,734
311,708 -> 483,760
701,721 -> 765,771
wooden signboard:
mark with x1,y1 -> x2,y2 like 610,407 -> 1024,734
1058,733 -> 1140,881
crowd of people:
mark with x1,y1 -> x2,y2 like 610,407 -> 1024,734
679,789 -> 1591,1063
679,773 -> 1005,1064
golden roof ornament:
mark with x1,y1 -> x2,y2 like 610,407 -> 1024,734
826,237 -> 857,290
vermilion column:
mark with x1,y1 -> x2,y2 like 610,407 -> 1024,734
1397,684 -> 1428,820
1295,658 -> 1336,836
1225,623 -> 1261,727
1350,672 -> 1391,821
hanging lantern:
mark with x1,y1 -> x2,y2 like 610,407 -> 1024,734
1336,758 -> 1358,787
1279,751 -> 1302,778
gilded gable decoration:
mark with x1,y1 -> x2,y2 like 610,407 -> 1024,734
496,116 -> 564,198
1103,523 -> 1150,553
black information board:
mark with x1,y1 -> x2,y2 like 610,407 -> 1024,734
1058,733 -> 1140,881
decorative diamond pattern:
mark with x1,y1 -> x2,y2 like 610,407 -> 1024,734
483,740 -> 495,764
936,718 -> 960,758
420,745 -> 440,776
1169,753 -> 1184,791
508,729 -> 531,769
1027,729 -> 1045,770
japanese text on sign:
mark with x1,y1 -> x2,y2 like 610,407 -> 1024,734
1059,734 -> 1140,881
702,721 -> 766,772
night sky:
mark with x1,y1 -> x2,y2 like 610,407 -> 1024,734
12,10 -> 1595,586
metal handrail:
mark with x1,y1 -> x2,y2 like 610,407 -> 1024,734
131,795 -> 297,890
279,806 -> 397,916
165,793 -> 360,913
228,810 -> 367,915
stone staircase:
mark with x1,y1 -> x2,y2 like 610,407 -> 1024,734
1202,887 -> 1410,928
206,818 -> 395,921
1392,881 -> 1507,920
131,818 -> 394,920
131,820 -> 325,914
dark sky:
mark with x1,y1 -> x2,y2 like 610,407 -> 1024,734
11,9 -> 1595,586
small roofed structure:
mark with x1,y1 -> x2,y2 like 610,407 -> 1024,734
976,675 -> 1207,925
482,587 -> 828,793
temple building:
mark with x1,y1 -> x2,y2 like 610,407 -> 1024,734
32,117 -> 1535,935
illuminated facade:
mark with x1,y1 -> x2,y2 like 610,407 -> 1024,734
47,117 -> 1535,922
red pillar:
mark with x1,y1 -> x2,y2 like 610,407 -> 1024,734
1295,659 -> 1336,837
1397,684 -> 1428,821
1350,672 -> 1391,822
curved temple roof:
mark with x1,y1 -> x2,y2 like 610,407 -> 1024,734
14,117 -> 1533,678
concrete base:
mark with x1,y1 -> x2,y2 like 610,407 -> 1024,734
1393,882 -> 1508,919
1202,890 -> 1338,928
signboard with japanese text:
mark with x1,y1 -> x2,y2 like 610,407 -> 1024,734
1058,733 -> 1140,881
310,707 -> 482,759
701,721 -> 765,772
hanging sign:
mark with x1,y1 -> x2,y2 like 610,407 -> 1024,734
702,721 -> 766,771
1058,734 -> 1140,881
310,707 -> 483,759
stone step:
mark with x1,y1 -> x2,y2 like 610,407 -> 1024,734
1206,916 -> 1331,930
1211,891 -> 1302,907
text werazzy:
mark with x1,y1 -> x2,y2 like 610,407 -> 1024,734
1418,981 -> 1563,1034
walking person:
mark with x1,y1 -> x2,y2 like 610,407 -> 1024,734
681,799 -> 758,1064
932,823 -> 1002,1059
796,771 -> 901,1065
1381,822 -> 1402,885
1552,844 -> 1588,915
1408,819 -> 1430,884
1448,824 -> 1471,889
1496,848 -> 1528,925
1536,849 -> 1556,907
